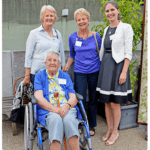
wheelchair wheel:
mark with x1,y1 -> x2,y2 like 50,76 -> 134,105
24,104 -> 29,150
24,103 -> 34,150
29,102 -> 34,149
79,122 -> 92,150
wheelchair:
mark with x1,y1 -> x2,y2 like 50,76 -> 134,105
24,93 -> 93,150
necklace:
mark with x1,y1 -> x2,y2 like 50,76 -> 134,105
78,30 -> 89,40
108,27 -> 117,34
108,28 -> 114,34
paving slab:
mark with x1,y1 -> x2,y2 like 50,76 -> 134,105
2,115 -> 147,150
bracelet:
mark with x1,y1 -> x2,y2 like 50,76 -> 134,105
66,103 -> 71,108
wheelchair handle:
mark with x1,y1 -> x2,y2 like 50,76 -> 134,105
13,76 -> 25,95
75,93 -> 83,100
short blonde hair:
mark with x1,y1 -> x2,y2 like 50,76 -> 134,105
74,8 -> 90,21
40,5 -> 57,22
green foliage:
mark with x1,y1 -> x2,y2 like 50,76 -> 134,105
129,60 -> 138,95
92,0 -> 144,96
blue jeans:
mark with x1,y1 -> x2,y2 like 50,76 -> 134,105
30,74 -> 35,86
74,71 -> 99,128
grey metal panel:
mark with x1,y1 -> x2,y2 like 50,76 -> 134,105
2,0 -> 104,51
12,50 -> 25,89
2,0 -> 103,23
2,51 -> 13,97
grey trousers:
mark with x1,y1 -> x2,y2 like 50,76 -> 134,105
45,109 -> 79,144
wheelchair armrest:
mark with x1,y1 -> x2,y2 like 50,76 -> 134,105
75,93 -> 83,100
31,94 -> 37,104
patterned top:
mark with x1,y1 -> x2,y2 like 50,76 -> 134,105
46,70 -> 67,107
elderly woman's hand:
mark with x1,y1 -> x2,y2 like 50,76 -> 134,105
24,75 -> 31,85
59,104 -> 70,118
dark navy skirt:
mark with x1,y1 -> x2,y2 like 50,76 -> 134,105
96,52 -> 132,104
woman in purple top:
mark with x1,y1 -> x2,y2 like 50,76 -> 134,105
62,8 -> 101,136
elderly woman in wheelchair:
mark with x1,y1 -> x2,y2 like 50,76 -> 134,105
34,50 -> 80,150
25,49 -> 92,150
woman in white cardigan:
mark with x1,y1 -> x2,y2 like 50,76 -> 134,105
96,1 -> 133,146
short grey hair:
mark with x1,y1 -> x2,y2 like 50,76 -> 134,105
44,50 -> 61,62
74,8 -> 90,21
40,5 -> 58,22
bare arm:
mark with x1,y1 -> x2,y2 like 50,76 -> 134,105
60,92 -> 78,118
24,31 -> 36,85
67,92 -> 78,107
62,58 -> 73,71
34,90 -> 61,114
119,58 -> 130,84
24,68 -> 31,85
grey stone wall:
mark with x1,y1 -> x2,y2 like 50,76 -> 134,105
2,0 -> 103,51
3,0 -> 102,23
2,51 -> 13,97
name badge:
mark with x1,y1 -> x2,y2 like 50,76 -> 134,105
58,79 -> 66,85
75,41 -> 82,47
110,34 -> 116,40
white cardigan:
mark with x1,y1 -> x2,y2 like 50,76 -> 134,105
100,21 -> 134,63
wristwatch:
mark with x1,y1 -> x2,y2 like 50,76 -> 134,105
67,103 -> 71,108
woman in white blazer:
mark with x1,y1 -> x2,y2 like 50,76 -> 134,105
96,1 -> 133,146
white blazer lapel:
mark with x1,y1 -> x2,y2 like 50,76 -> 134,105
100,26 -> 109,61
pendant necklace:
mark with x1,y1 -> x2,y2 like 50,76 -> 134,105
78,30 -> 89,40
108,28 -> 114,34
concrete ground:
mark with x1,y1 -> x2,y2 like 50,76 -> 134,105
2,114 -> 147,150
